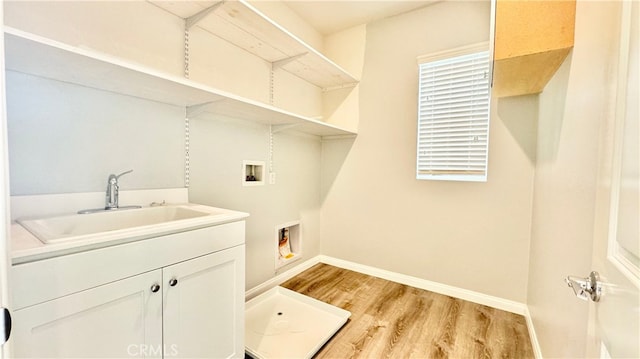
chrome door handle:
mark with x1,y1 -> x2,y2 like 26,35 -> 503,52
565,271 -> 602,302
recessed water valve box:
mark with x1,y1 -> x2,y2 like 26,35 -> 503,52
275,221 -> 301,269
243,160 -> 265,186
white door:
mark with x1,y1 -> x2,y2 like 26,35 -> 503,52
10,270 -> 163,358
586,1 -> 639,357
162,245 -> 245,359
0,1 -> 14,357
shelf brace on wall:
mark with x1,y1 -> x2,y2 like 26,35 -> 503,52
269,65 -> 275,106
271,124 -> 300,134
272,53 -> 308,70
270,53 -> 307,106
184,1 -> 225,78
183,99 -> 222,188
266,123 -> 301,185
321,82 -> 359,93
269,125 -> 274,181
185,1 -> 225,30
186,101 -> 219,119
184,116 -> 190,188
321,134 -> 358,141
184,28 -> 190,78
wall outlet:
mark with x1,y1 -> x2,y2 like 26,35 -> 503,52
269,172 -> 276,185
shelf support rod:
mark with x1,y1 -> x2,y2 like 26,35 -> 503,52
271,124 -> 300,134
272,53 -> 308,69
184,117 -> 190,188
186,1 -> 225,30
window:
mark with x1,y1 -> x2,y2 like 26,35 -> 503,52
416,43 -> 491,182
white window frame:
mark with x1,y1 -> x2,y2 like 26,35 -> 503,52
416,42 -> 491,182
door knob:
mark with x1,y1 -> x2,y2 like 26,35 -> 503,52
169,278 -> 178,287
150,283 -> 161,293
565,271 -> 602,302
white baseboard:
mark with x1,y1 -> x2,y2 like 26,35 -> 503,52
244,255 -> 322,300
318,255 -> 527,315
524,306 -> 543,358
246,254 -> 527,315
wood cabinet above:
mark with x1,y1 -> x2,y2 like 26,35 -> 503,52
492,0 -> 576,97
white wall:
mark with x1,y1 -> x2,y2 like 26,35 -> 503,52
187,116 -> 321,289
6,72 -> 185,194
527,1 -> 622,357
320,0 -> 536,303
4,1 -> 327,288
323,24 -> 366,131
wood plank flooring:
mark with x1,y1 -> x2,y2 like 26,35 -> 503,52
281,263 -> 534,359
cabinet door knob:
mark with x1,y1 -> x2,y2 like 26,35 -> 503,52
150,283 -> 161,293
169,278 -> 178,287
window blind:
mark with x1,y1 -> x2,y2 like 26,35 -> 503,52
417,49 -> 491,182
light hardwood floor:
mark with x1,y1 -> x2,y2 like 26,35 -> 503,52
281,263 -> 534,359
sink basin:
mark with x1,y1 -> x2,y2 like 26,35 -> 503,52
17,204 -> 243,244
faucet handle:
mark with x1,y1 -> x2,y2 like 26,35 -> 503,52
115,169 -> 133,179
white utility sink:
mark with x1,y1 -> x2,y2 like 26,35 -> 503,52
17,204 -> 243,244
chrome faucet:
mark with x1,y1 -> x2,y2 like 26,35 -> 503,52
105,170 -> 133,210
77,170 -> 141,214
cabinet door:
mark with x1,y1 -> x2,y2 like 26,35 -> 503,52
11,270 -> 163,358
163,245 -> 245,359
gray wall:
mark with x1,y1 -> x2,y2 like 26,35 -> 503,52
188,115 -> 321,289
320,0 -> 536,303
6,72 -> 185,194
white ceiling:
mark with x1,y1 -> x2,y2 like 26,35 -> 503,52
281,1 -> 441,35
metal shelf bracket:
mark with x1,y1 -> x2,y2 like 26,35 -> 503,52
321,134 -> 357,141
186,101 -> 218,119
271,124 -> 300,134
272,53 -> 308,70
321,82 -> 358,93
186,1 -> 225,30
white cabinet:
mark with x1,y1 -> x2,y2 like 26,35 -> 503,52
10,222 -> 246,358
12,270 -> 163,358
163,245 -> 244,358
